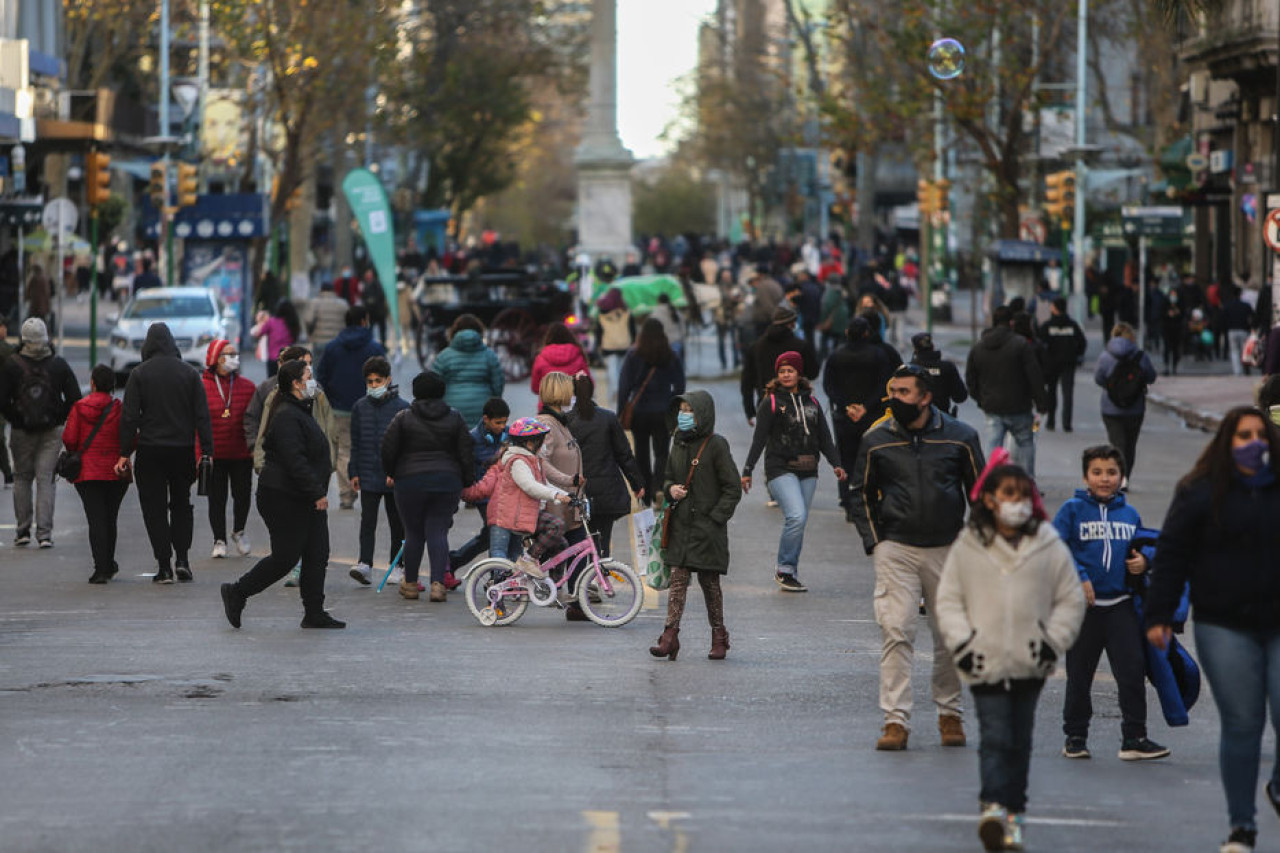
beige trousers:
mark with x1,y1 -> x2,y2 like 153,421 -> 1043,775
333,412 -> 356,506
873,540 -> 963,729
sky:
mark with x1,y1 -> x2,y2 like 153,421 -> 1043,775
617,0 -> 718,160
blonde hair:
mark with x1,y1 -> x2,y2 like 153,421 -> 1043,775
539,371 -> 574,408
1112,322 -> 1136,342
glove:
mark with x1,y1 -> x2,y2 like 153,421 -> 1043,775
956,650 -> 975,675
1034,640 -> 1057,673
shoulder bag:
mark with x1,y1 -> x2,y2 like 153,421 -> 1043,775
55,402 -> 113,482
619,365 -> 657,431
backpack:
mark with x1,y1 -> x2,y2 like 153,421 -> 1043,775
13,356 -> 60,430
1105,350 -> 1147,409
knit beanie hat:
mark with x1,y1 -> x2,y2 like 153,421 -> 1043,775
21,317 -> 48,346
205,338 -> 230,368
774,350 -> 804,375
412,371 -> 446,400
771,305 -> 798,326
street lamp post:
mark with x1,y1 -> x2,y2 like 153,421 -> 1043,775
1071,0 -> 1088,323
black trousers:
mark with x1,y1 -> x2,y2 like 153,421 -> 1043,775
630,410 -> 671,505
1102,413 -> 1144,479
75,480 -> 129,573
134,445 -> 196,567
1063,600 -> 1148,741
358,489 -> 404,567
834,414 -> 870,508
590,511 -> 625,558
234,487 -> 330,615
394,488 -> 459,585
1044,367 -> 1076,430
207,458 -> 253,542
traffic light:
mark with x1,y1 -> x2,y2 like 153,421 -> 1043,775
934,178 -> 951,213
86,151 -> 112,208
176,162 -> 199,208
1044,170 -> 1077,226
149,162 -> 168,209
917,179 -> 934,215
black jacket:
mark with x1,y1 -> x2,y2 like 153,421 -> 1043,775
850,408 -> 985,554
380,399 -> 474,488
965,326 -> 1048,416
824,339 -> 897,413
0,346 -> 81,429
742,384 -> 840,482
616,350 -> 685,415
740,324 -> 819,419
257,394 -> 331,502
119,324 -> 213,452
909,350 -> 968,415
1037,313 -> 1087,371
569,405 -> 644,516
1147,473 -> 1280,633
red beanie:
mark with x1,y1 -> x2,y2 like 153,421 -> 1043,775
205,338 -> 230,368
774,350 -> 804,375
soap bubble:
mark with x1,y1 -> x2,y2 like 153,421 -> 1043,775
927,38 -> 965,80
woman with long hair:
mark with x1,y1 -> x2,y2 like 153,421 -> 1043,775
429,313 -> 504,427
252,298 -> 301,377
529,321 -> 590,395
568,371 -> 644,558
536,371 -> 590,620
616,317 -> 686,504
1147,407 -> 1280,853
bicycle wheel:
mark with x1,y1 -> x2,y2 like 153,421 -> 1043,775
463,558 -> 527,626
575,559 -> 643,627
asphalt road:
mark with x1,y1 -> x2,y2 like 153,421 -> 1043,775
0,323 -> 1263,852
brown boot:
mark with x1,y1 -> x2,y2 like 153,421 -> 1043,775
398,579 -> 419,600
939,714 -> 966,747
429,582 -> 447,602
649,627 -> 680,661
875,723 -> 909,751
708,626 -> 730,660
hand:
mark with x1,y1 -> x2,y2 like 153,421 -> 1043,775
1081,580 -> 1095,606
635,488 -> 645,501
385,476 -> 394,488
1147,624 -> 1172,651
834,466 -> 847,482
255,310 -> 269,323
846,403 -> 866,423
554,493 -> 570,504
1125,551 -> 1148,575
114,456 -> 130,477
670,484 -> 688,501
747,417 -> 755,427
315,497 -> 329,511
739,475 -> 751,494
351,476 -> 360,492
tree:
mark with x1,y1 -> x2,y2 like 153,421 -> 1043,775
632,164 -> 717,238
63,0 -> 157,93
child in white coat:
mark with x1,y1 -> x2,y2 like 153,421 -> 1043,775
936,459 -> 1086,851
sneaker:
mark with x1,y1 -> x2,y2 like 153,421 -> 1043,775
153,565 -> 175,584
765,499 -> 779,507
1118,737 -> 1170,761
284,565 -> 301,587
339,500 -> 355,511
429,581 -> 447,602
388,566 -> 405,585
515,555 -> 546,579
978,804 -> 1008,852
1221,827 -> 1257,853
220,583 -> 244,629
1062,736 -> 1090,759
174,560 -> 193,583
37,539 -> 52,549
231,530 -> 251,556
300,611 -> 346,629
349,563 -> 372,585
775,572 -> 807,592
442,570 -> 462,591
88,570 -> 111,584
1004,812 -> 1025,851
13,531 -> 30,546
875,723 -> 908,751
211,540 -> 227,559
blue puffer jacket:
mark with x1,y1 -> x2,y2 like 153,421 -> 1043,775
469,421 -> 507,496
1094,336 -> 1157,417
430,329 -> 505,428
347,387 -> 409,491
1052,489 -> 1143,600
317,326 -> 387,412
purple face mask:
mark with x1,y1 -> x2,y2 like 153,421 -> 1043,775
1233,439 -> 1269,472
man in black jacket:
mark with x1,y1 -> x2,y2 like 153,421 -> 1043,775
824,317 -> 897,519
965,305 -> 1048,477
740,305 -> 818,423
116,323 -> 214,583
1037,297 -> 1087,431
850,364 -> 984,752
908,332 -> 967,416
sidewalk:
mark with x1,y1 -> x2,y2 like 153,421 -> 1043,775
1145,373 -> 1262,432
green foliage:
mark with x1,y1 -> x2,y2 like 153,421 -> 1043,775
97,194 -> 126,237
632,167 -> 717,238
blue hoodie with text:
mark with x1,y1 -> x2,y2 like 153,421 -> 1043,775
1053,489 -> 1143,600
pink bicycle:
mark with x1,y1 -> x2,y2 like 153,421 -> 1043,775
461,498 -> 643,627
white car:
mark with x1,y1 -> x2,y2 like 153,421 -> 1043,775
108,287 -> 235,377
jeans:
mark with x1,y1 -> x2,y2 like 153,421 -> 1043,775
134,445 -> 196,567
972,679 -> 1044,813
1043,366 -> 1076,430
1229,328 -> 1250,376
234,487 -> 329,616
769,473 -> 818,574
75,480 -> 129,573
488,526 -> 523,561
450,504 -> 490,569
207,458 -> 253,542
985,412 -> 1036,478
630,409 -> 672,504
10,426 -> 61,541
1194,621 -> 1280,833
1063,601 -> 1148,741
358,489 -> 404,567
1102,414 -> 1144,480
395,488 -> 460,584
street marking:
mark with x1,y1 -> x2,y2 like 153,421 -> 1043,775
648,811 -> 690,852
900,812 -> 1123,827
582,810 -> 620,853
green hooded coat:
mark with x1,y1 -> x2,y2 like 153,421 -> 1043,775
662,390 -> 742,574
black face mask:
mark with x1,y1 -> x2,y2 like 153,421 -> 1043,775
888,398 -> 923,426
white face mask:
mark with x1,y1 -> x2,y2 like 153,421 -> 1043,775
221,355 -> 240,372
303,378 -> 318,399
996,499 -> 1034,529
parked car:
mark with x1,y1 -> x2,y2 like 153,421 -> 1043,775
108,287 -> 234,378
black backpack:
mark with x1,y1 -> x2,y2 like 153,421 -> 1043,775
1105,350 -> 1147,409
13,357 -> 60,430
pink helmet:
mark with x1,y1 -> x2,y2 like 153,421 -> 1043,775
507,416 -> 550,438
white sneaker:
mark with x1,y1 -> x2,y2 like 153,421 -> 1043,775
284,564 -> 301,587
231,531 -> 251,556
211,540 -> 227,559
388,566 -> 404,585
350,562 -> 372,585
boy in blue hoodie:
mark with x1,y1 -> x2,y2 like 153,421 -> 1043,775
447,397 -> 509,581
1054,445 -> 1169,762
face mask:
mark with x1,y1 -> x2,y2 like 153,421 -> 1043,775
367,384 -> 388,399
221,355 -> 240,372
303,378 -> 318,399
676,412 -> 696,432
887,398 -> 922,426
996,499 -> 1034,529
1269,406 -> 1280,428
1233,439 -> 1269,472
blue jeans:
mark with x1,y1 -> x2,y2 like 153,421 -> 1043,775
488,526 -> 523,561
971,679 -> 1043,813
769,473 -> 818,575
1195,621 -> 1280,832
985,412 -> 1036,478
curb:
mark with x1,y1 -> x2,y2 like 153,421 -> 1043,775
1147,392 -> 1221,433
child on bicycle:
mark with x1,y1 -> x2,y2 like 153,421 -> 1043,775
462,416 -> 569,576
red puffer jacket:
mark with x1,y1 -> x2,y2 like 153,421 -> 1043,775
529,342 -> 590,394
62,392 -> 124,483
200,369 -> 255,460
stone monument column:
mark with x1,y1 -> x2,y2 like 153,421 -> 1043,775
575,0 -> 633,265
